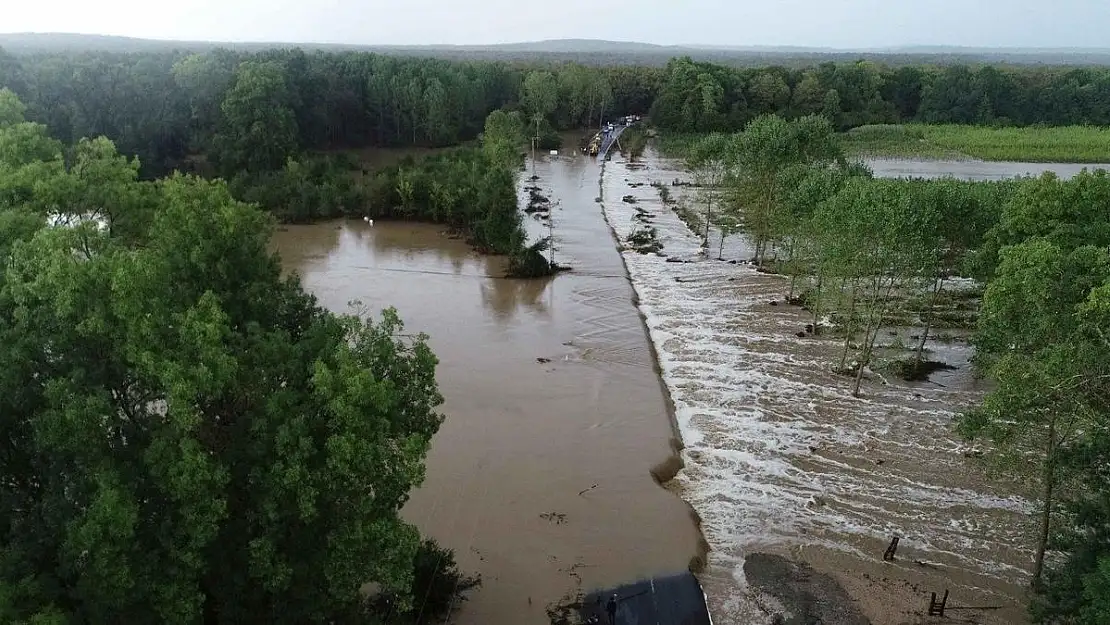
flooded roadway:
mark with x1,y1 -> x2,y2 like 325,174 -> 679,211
271,151 -> 703,624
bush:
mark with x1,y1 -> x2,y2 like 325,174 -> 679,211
367,539 -> 481,624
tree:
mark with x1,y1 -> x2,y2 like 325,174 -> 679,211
0,87 -> 26,127
726,114 -> 843,265
815,178 -> 937,395
520,71 -> 559,122
790,72 -> 826,117
686,133 -> 732,250
0,121 -> 445,623
480,110 -> 524,171
172,52 -> 236,150
962,239 -> 1110,588
213,60 -> 299,175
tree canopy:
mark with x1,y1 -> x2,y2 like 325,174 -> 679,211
0,97 -> 445,624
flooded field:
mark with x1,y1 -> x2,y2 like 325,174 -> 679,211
271,153 -> 702,624
865,157 -> 1110,180
601,149 -> 1037,624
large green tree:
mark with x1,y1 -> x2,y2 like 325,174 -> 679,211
213,60 -> 299,175
0,105 -> 444,624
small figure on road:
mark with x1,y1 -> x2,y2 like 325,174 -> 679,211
606,593 -> 618,625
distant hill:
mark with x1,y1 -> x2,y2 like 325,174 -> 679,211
3,33 -> 1110,67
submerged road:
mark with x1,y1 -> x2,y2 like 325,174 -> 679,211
597,123 -> 632,160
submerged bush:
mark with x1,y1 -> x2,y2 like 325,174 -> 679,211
367,539 -> 481,624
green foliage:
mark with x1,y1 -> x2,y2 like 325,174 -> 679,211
508,237 -> 556,278
974,170 -> 1110,280
724,114 -> 844,264
213,60 -> 300,175
367,539 -> 481,623
481,110 -> 525,171
958,169 -> 1110,607
2,47 -> 1110,182
0,87 -> 26,127
0,115 -> 446,623
230,155 -> 366,223
364,138 -> 551,276
844,124 -> 1110,162
520,71 -> 559,119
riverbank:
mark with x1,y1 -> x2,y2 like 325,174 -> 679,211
597,148 -> 1034,625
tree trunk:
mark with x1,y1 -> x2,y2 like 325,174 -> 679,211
718,231 -> 726,260
852,277 -> 895,397
838,282 -> 859,372
811,274 -> 823,335
852,320 -> 876,396
1032,415 -> 1057,590
914,278 -> 944,367
703,197 -> 713,249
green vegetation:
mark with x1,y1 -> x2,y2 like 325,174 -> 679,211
617,125 -> 649,160
843,124 -> 1110,162
0,94 -> 469,623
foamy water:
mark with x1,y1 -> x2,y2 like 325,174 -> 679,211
598,150 -> 1034,622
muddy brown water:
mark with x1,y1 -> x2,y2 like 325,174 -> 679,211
271,152 -> 702,624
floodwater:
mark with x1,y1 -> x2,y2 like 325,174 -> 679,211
865,157 -> 1110,180
270,151 -> 702,624
604,148 -> 1036,624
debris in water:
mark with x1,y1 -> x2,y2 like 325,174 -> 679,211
536,357 -> 551,364
541,511 -> 568,525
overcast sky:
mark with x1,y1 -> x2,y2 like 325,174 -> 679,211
3,0 -> 1107,48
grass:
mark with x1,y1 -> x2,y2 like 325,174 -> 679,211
653,132 -> 703,159
843,124 -> 1110,163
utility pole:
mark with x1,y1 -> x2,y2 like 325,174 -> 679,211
531,113 -> 542,178
703,196 -> 713,250
548,213 -> 555,267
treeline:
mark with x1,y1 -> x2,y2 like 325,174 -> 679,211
650,57 -> 1110,132
679,115 -> 1110,623
3,47 -> 1110,183
0,47 -> 655,180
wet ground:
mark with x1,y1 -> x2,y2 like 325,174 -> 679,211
271,150 -> 702,624
602,149 -> 1044,625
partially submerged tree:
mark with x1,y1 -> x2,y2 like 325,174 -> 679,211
725,114 -> 843,265
685,133 -> 731,250
815,178 -> 937,395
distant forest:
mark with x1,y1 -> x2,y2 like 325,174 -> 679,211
5,32 -> 1110,67
1,38 -> 1110,178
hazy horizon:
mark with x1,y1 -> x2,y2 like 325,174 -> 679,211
5,0 -> 1108,49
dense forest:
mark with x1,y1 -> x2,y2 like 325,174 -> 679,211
2,47 -> 1110,182
671,116 -> 1110,624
